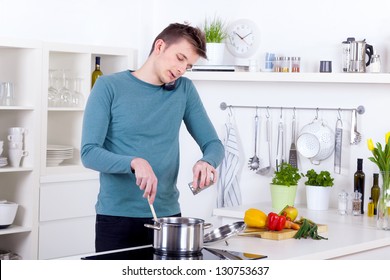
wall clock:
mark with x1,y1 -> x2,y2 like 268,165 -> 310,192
226,19 -> 260,58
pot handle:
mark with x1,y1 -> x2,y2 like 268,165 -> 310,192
204,223 -> 213,229
144,223 -> 161,231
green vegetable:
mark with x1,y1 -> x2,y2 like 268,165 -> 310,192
304,169 -> 334,187
293,218 -> 328,240
271,162 -> 302,187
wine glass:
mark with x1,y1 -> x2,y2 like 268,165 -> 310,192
48,69 -> 60,107
58,70 -> 72,107
59,79 -> 72,107
71,78 -> 85,108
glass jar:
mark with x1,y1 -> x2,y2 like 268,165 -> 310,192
274,57 -> 282,72
369,54 -> 381,73
281,56 -> 290,72
338,190 -> 348,215
291,57 -> 301,72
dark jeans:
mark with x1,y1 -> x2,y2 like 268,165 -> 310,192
95,213 -> 181,253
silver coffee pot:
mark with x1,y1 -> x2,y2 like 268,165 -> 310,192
348,39 -> 374,73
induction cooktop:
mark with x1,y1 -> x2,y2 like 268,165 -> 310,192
82,245 -> 267,260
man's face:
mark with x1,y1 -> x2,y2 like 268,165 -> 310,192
154,39 -> 199,84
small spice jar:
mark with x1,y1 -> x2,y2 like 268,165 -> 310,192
338,190 -> 348,215
291,57 -> 301,72
273,57 -> 282,72
281,56 -> 290,72
352,190 -> 362,216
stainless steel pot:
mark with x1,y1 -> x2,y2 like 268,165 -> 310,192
144,217 -> 212,255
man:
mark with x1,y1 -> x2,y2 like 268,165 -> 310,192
81,23 -> 224,252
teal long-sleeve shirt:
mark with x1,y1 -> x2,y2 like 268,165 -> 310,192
81,70 -> 224,218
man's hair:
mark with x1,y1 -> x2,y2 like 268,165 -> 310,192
149,23 -> 207,59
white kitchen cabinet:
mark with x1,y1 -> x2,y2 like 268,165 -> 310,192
37,42 -> 137,259
40,42 -> 137,176
0,38 -> 42,259
0,38 -> 137,259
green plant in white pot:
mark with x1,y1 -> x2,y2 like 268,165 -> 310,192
202,16 -> 228,65
304,169 -> 334,211
270,162 -> 303,212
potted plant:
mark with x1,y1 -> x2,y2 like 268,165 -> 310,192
270,162 -> 303,212
304,169 -> 334,210
201,16 -> 228,65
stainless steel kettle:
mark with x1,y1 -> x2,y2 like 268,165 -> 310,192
349,39 -> 374,72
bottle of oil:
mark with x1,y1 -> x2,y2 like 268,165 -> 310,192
354,158 -> 365,214
367,197 -> 374,217
371,173 -> 380,215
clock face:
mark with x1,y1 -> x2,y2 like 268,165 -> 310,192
226,19 -> 260,58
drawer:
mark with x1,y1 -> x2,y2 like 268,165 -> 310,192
39,216 -> 95,259
40,179 -> 99,222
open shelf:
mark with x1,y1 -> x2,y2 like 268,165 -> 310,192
185,71 -> 390,84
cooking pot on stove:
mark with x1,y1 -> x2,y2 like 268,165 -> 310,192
144,217 -> 212,255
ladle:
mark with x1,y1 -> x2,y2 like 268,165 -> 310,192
248,109 -> 260,171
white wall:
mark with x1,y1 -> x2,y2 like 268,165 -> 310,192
1,0 -> 389,225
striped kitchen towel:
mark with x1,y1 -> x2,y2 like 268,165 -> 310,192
217,117 -> 242,208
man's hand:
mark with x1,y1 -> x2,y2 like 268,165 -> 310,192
131,158 -> 158,203
192,160 -> 218,190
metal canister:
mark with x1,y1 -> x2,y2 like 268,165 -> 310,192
341,37 -> 355,72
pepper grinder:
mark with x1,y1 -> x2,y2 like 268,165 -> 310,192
352,190 -> 362,216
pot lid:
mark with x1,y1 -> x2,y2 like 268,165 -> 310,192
203,221 -> 246,245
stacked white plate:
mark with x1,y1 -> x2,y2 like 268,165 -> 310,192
0,157 -> 7,167
46,145 -> 74,166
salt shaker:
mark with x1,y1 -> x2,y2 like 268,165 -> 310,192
338,190 -> 348,215
188,179 -> 214,195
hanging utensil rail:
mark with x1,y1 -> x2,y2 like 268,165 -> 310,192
220,102 -> 365,115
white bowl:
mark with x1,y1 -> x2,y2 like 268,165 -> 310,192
0,201 -> 18,228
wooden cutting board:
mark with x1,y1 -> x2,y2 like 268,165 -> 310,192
240,224 -> 328,240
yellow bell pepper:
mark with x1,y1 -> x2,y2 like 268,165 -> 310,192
244,208 -> 267,228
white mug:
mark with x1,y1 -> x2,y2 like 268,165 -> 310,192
8,127 -> 28,135
8,141 -> 23,150
8,149 -> 28,167
7,134 -> 24,142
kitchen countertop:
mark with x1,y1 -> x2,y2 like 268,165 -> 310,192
57,203 -> 389,260
209,203 -> 390,260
